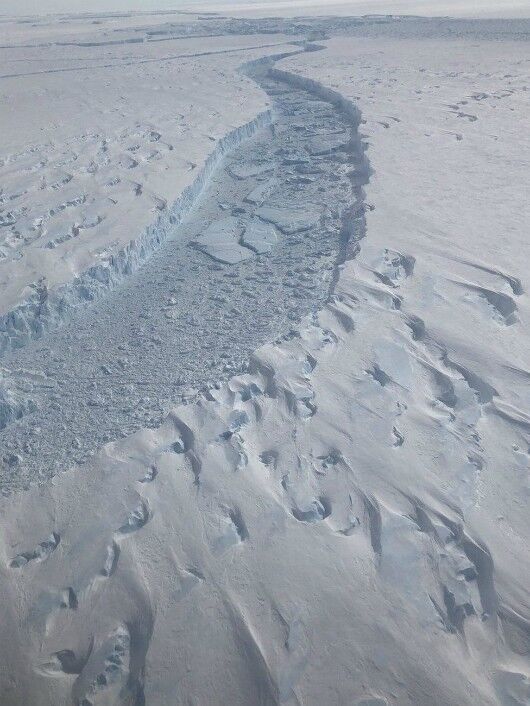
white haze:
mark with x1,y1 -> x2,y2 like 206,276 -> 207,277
1,0 -> 529,19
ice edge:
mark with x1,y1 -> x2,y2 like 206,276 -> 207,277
0,107 -> 273,356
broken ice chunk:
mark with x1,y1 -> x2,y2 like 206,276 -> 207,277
243,178 -> 278,206
226,162 -> 273,180
255,204 -> 321,234
306,132 -> 349,155
241,218 -> 278,254
195,216 -> 253,265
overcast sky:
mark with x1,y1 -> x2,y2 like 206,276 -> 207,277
2,0 -> 528,18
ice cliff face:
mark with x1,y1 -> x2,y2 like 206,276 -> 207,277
0,110 -> 276,356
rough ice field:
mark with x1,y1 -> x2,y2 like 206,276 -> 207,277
0,69 -> 363,490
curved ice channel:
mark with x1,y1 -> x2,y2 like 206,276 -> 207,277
0,69 -> 364,492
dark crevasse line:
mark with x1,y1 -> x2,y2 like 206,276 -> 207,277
0,51 -> 368,494
0,41 -> 298,80
264,63 -> 371,295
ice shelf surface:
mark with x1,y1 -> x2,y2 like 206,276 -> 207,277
0,10 -> 529,706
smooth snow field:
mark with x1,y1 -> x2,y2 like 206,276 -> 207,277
0,9 -> 529,706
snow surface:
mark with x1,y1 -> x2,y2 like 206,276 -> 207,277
0,11 -> 529,706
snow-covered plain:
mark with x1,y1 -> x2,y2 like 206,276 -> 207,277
183,0 -> 530,19
0,9 -> 529,706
